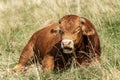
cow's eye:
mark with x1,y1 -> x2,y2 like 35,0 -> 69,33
59,29 -> 64,35
73,28 -> 80,34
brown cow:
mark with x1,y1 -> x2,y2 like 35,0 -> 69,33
12,15 -> 101,72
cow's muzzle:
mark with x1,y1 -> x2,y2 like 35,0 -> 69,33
61,39 -> 74,54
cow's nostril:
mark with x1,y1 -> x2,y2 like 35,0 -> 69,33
62,42 -> 64,46
62,41 -> 69,46
68,41 -> 71,45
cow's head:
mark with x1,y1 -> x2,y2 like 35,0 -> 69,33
51,15 -> 95,54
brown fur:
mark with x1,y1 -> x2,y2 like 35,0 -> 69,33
12,15 -> 101,72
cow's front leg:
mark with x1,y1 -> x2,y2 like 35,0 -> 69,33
42,55 -> 54,72
12,43 -> 34,72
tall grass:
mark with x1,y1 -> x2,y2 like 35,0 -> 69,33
0,0 -> 120,80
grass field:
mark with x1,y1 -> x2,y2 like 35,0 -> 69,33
0,0 -> 120,80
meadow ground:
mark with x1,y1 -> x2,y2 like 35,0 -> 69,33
0,0 -> 120,80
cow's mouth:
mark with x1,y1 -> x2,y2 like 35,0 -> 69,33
64,47 -> 72,50
62,47 -> 74,54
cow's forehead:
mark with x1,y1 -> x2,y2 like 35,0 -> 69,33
61,15 -> 79,20
61,15 -> 80,25
62,16 -> 79,22
60,18 -> 80,31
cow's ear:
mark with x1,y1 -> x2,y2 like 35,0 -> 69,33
58,19 -> 61,24
80,17 -> 95,35
50,29 -> 58,34
50,27 -> 60,35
